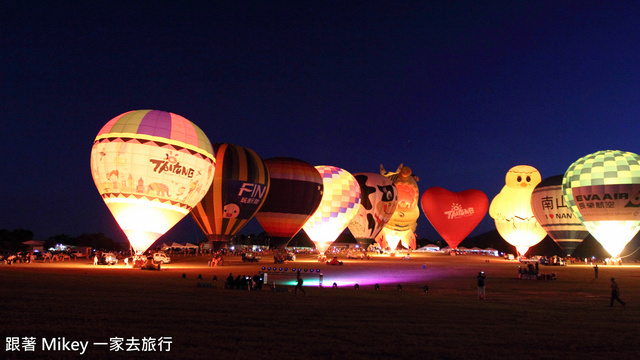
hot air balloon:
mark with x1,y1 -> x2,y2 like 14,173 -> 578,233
190,143 -> 270,250
531,175 -> 589,256
421,187 -> 489,250
254,158 -> 323,249
347,173 -> 398,249
378,164 -> 420,250
562,150 -> 640,258
303,166 -> 361,254
489,165 -> 546,256
90,110 -> 215,254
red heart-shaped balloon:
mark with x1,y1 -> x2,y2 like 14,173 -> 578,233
421,187 -> 489,249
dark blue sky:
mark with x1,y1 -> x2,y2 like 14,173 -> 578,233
3,1 -> 640,245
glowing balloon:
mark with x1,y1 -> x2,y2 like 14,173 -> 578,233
303,166 -> 361,253
421,187 -> 489,249
190,143 -> 269,250
489,165 -> 546,256
531,175 -> 589,256
90,110 -> 215,254
347,173 -> 398,249
379,164 -> 420,249
562,150 -> 640,258
375,228 -> 413,252
254,158 -> 323,249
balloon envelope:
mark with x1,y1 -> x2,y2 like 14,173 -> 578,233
347,173 -> 398,248
90,110 -> 215,254
562,150 -> 640,257
531,175 -> 589,256
190,143 -> 269,249
421,187 -> 488,249
254,158 -> 323,249
380,164 -> 420,249
489,165 -> 546,256
303,166 -> 361,253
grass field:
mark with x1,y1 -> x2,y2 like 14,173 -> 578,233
1,252 -> 638,359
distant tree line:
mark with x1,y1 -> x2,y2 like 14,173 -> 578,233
0,228 -> 123,252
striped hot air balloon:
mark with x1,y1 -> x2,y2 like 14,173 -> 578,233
90,110 -> 215,254
531,175 -> 589,256
190,143 -> 270,250
255,158 -> 323,249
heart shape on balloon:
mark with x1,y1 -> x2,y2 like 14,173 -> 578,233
421,187 -> 489,249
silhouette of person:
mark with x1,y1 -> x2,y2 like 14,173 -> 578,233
295,271 -> 306,295
610,278 -> 625,307
477,271 -> 486,300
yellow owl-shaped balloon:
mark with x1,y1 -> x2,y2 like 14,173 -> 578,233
489,165 -> 546,256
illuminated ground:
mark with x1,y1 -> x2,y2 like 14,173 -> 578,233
1,252 -> 639,359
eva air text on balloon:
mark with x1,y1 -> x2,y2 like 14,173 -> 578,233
570,185 -> 640,221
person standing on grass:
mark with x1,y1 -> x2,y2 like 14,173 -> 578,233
295,271 -> 306,296
610,278 -> 626,307
477,271 -> 486,300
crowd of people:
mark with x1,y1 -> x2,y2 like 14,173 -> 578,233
224,271 -> 265,290
517,263 -> 557,280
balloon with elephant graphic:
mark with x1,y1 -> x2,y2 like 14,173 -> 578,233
90,110 -> 215,254
531,175 -> 589,256
347,173 -> 398,249
562,150 -> 640,258
303,166 -> 361,254
254,157 -> 324,249
190,143 -> 270,251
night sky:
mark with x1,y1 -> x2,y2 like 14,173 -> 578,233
4,1 -> 640,246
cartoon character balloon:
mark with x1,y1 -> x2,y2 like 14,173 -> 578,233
489,165 -> 546,256
378,164 -> 420,250
90,110 -> 215,254
254,158 -> 324,249
190,144 -> 270,250
303,166 -> 361,254
531,175 -> 589,256
347,173 -> 398,249
421,187 -> 489,249
562,150 -> 640,258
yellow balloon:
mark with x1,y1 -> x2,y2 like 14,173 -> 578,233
90,110 -> 215,254
490,165 -> 546,256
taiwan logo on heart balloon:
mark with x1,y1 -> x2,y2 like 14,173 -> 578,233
421,187 -> 489,249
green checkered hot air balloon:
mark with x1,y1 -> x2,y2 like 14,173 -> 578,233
562,150 -> 640,258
